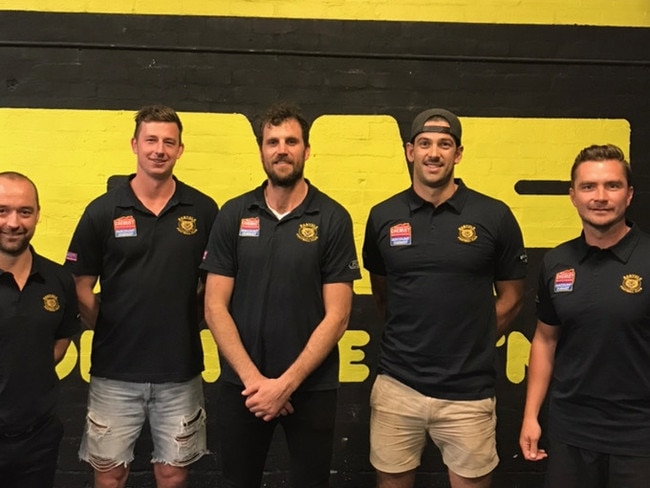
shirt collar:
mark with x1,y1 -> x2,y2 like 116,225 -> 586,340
577,221 -> 640,263
249,179 -> 319,216
0,246 -> 45,284
406,178 -> 468,214
115,174 -> 188,210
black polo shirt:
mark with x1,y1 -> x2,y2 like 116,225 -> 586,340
363,180 -> 526,400
537,223 -> 650,456
200,181 -> 361,391
0,249 -> 80,431
65,176 -> 218,383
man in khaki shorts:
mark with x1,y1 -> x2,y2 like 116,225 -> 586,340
362,108 -> 527,487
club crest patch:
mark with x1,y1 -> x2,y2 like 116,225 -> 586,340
43,294 -> 60,312
554,268 -> 575,293
389,223 -> 411,246
297,223 -> 318,242
177,216 -> 198,235
620,274 -> 642,294
239,217 -> 260,237
457,224 -> 478,243
113,215 -> 137,238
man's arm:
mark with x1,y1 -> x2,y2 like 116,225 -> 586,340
53,338 -> 72,364
204,273 -> 263,385
494,279 -> 525,338
244,281 -> 354,421
72,274 -> 100,329
519,320 -> 559,461
369,273 -> 387,321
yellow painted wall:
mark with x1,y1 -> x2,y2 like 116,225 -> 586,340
2,108 -> 629,385
0,0 -> 648,27
0,108 -> 629,280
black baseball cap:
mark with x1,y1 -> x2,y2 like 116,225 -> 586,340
409,108 -> 462,145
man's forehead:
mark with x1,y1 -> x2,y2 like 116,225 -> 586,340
0,180 -> 38,204
576,160 -> 627,177
263,120 -> 303,137
139,121 -> 179,135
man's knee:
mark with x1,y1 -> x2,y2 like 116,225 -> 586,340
153,463 -> 188,488
93,464 -> 129,488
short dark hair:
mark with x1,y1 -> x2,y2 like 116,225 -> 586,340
256,102 -> 310,147
133,105 -> 183,143
0,171 -> 40,209
570,144 -> 632,187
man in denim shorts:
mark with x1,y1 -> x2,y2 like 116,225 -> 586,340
362,108 -> 527,487
65,105 -> 218,488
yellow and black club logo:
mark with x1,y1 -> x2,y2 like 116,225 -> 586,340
43,294 -> 60,312
457,224 -> 478,243
177,216 -> 198,235
620,274 -> 643,294
297,223 -> 319,242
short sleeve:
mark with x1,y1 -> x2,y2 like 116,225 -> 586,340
56,270 -> 81,339
64,204 -> 105,277
200,200 -> 239,277
494,207 -> 527,281
362,209 -> 386,276
535,257 -> 561,326
320,205 -> 361,284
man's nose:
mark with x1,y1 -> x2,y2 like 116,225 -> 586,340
5,210 -> 20,227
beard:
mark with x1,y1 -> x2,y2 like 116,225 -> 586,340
0,231 -> 32,257
264,157 -> 305,188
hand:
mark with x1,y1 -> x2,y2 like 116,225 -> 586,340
519,417 -> 548,461
242,377 -> 294,422
277,401 -> 295,418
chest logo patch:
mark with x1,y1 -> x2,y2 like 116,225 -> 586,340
177,216 -> 198,235
113,215 -> 137,238
389,223 -> 411,246
554,268 -> 575,293
239,217 -> 260,237
620,274 -> 642,294
457,224 -> 478,243
297,223 -> 318,242
43,294 -> 60,312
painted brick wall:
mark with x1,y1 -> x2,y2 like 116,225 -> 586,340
1,1 -> 650,486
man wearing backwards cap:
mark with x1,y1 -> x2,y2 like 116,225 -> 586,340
363,108 -> 527,487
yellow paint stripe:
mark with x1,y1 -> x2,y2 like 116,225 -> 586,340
0,0 -> 648,27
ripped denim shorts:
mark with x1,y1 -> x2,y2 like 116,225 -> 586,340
79,375 -> 207,471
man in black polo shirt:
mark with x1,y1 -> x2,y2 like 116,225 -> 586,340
363,108 -> 527,488
0,171 -> 80,488
520,144 -> 650,487
65,105 -> 218,488
201,102 -> 361,487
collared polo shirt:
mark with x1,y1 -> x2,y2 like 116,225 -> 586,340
65,176 -> 218,383
363,180 -> 526,400
0,249 -> 80,431
201,181 -> 361,391
537,223 -> 650,456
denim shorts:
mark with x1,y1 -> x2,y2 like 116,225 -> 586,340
79,375 -> 207,471
370,374 -> 498,478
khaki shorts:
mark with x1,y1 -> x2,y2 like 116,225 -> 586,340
370,374 -> 498,478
